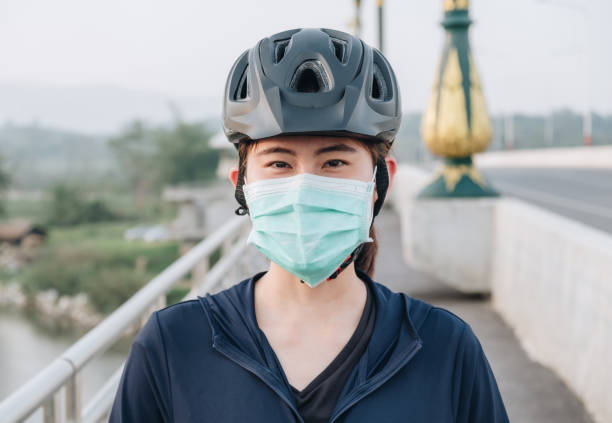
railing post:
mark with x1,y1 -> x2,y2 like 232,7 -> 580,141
66,374 -> 81,423
191,256 -> 210,293
42,391 -> 61,423
156,294 -> 167,310
222,237 -> 233,257
221,237 -> 235,288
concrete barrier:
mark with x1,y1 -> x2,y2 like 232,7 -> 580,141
391,164 -> 612,423
474,145 -> 612,169
491,198 -> 612,423
391,166 -> 498,294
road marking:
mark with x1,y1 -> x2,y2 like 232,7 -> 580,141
494,181 -> 612,221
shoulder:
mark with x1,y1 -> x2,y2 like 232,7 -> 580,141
422,303 -> 470,337
378,283 -> 478,353
156,298 -> 206,327
134,299 -> 212,353
372,280 -> 470,337
404,295 -> 485,365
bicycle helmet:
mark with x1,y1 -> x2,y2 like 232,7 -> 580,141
222,28 -> 402,218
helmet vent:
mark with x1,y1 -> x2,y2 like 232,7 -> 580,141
331,38 -> 347,63
234,66 -> 249,100
290,60 -> 330,93
371,63 -> 388,100
274,39 -> 291,63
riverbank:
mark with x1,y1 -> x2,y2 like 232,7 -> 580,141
0,281 -> 103,330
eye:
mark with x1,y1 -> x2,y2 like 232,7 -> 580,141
323,159 -> 347,168
268,161 -> 291,169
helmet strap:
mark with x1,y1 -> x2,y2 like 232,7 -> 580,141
373,156 -> 388,218
234,168 -> 249,216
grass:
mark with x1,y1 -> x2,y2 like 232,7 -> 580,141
18,220 -> 182,314
4,197 -> 48,222
3,191 -> 207,316
3,192 -> 177,225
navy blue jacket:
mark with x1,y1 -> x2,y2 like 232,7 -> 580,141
110,271 -> 509,422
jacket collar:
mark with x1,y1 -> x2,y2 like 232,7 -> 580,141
199,270 -> 431,421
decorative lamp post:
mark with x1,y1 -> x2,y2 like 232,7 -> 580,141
377,0 -> 384,52
353,0 -> 362,38
419,0 -> 498,197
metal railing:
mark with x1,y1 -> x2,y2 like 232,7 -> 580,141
0,216 -> 252,423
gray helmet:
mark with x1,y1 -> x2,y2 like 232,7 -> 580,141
222,28 -> 401,144
223,28 -> 401,219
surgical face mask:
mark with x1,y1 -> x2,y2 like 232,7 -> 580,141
243,168 -> 376,288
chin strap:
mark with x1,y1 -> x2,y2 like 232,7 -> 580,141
300,244 -> 364,284
326,243 -> 365,280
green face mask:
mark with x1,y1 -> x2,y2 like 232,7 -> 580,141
243,169 -> 376,288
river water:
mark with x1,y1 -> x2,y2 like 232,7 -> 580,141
0,308 -> 130,417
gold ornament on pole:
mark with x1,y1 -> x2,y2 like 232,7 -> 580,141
419,0 -> 498,197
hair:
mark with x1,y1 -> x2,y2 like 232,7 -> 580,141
237,137 -> 391,279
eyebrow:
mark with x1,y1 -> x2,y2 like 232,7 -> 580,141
314,143 -> 358,155
255,143 -> 358,157
256,146 -> 297,156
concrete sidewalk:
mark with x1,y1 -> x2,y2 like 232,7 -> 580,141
374,207 -> 594,423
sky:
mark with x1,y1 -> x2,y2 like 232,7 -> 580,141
0,0 -> 610,133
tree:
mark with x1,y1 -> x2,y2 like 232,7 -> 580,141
155,121 -> 219,185
108,120 -> 159,198
47,184 -> 117,226
109,119 -> 219,195
0,156 -> 10,216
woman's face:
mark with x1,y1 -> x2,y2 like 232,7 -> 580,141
244,135 -> 375,183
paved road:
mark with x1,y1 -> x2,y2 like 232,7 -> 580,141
482,168 -> 612,235
374,207 -> 594,423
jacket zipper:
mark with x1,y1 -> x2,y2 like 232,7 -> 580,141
329,340 -> 423,423
212,337 -> 306,423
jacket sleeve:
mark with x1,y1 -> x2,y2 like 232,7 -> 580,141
452,323 -> 510,423
109,312 -> 172,422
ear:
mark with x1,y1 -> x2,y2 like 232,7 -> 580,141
229,166 -> 239,188
384,155 -> 397,195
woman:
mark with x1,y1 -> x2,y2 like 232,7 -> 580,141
110,28 -> 509,422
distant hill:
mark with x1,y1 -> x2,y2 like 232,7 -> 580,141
0,123 -> 116,190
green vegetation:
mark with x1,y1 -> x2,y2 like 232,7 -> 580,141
4,196 -> 46,222
20,222 -> 181,313
0,117 -> 224,320
109,119 -> 220,196
46,185 -> 119,226
0,157 -> 9,216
